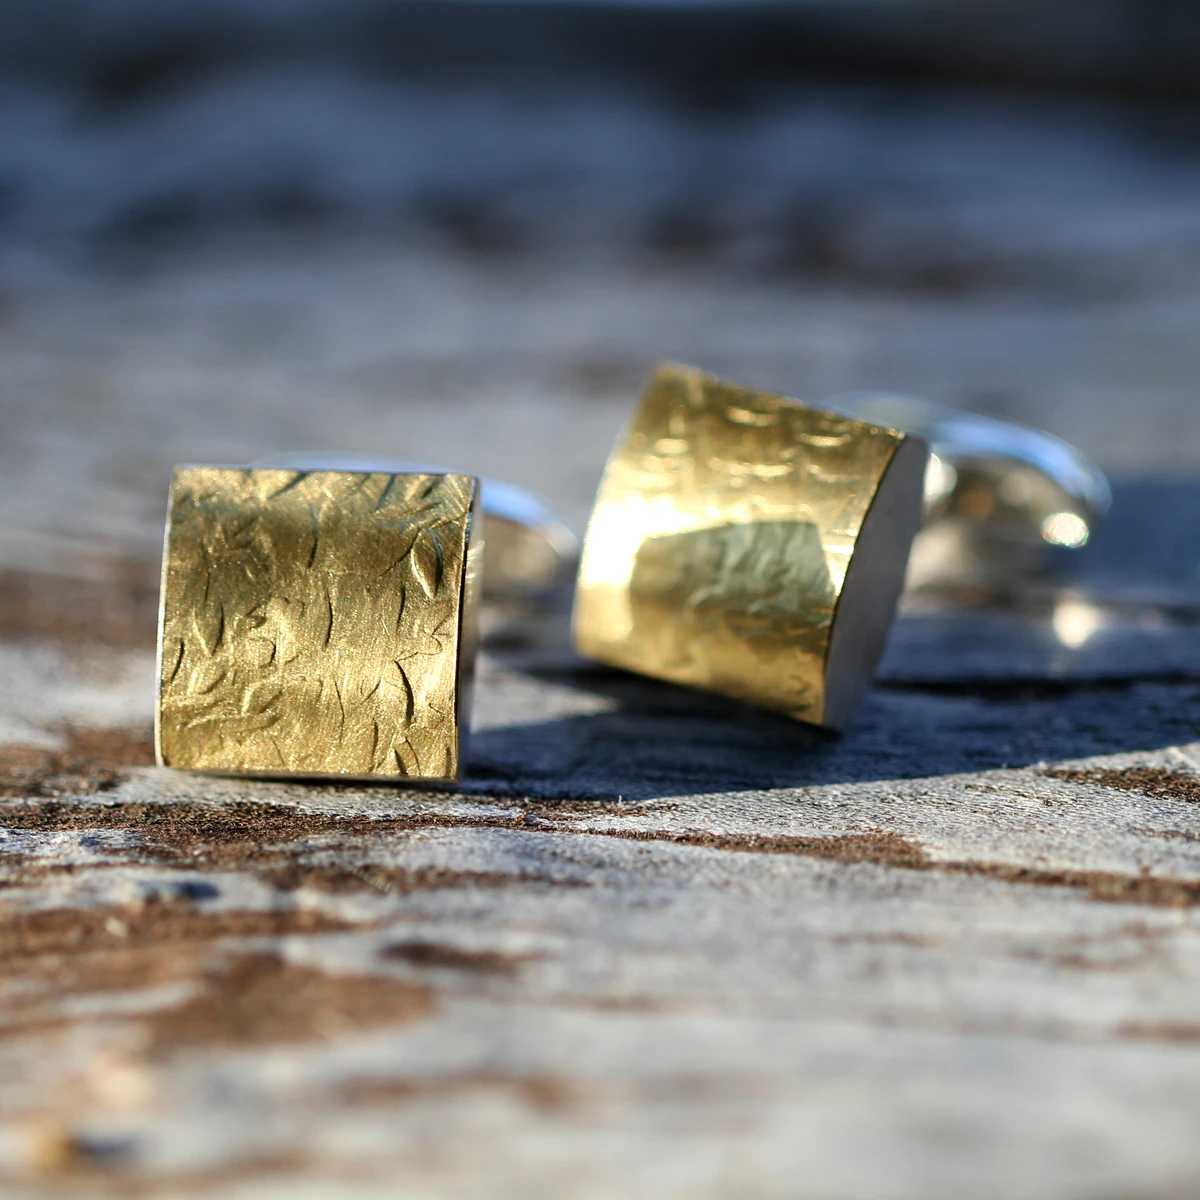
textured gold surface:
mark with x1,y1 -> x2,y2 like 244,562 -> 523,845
573,363 -> 920,726
157,468 -> 479,780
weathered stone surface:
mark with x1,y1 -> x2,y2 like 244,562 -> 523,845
2,78 -> 1200,1200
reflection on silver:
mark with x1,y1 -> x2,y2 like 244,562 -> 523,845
828,394 -> 1112,596
252,453 -> 578,599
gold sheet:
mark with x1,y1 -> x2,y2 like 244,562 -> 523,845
158,468 -> 479,780
573,364 -> 922,727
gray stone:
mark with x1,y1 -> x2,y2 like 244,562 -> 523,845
2,79 -> 1200,1200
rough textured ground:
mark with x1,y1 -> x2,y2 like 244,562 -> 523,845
2,67 -> 1200,1200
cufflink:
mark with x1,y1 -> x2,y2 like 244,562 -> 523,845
572,363 -> 928,730
156,466 -> 481,782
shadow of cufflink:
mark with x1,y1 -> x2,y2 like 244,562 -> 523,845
572,363 -> 928,731
156,467 -> 481,782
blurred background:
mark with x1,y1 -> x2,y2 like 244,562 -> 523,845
4,10 -> 1200,1190
1,0 -> 1200,629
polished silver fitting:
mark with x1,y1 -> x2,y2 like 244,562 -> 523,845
829,394 -> 1111,597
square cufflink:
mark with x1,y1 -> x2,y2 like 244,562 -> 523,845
156,467 -> 481,782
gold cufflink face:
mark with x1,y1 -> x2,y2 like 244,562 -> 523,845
572,364 -> 927,730
156,467 -> 480,782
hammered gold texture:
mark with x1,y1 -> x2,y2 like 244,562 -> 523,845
573,364 -> 905,725
157,468 -> 478,780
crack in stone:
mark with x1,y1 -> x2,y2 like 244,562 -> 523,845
1047,766 -> 1200,804
4,737 -> 1200,909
